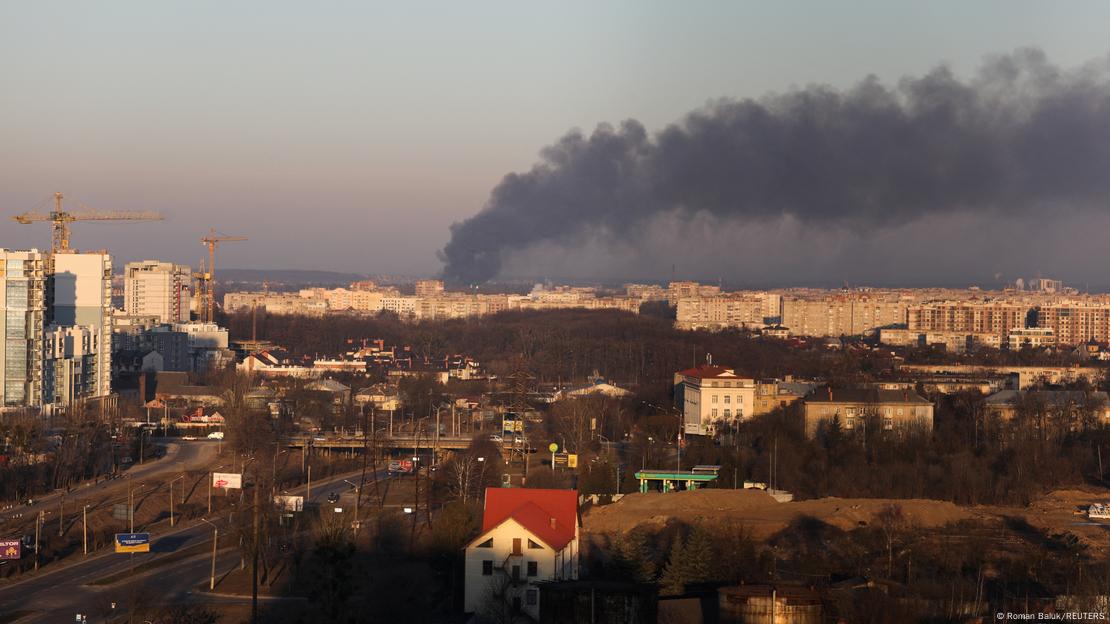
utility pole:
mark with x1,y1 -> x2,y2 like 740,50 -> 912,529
83,504 -> 89,555
306,465 -> 312,501
251,467 -> 260,624
34,511 -> 42,571
58,497 -> 64,537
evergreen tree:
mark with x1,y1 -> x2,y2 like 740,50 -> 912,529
683,526 -> 714,585
614,528 -> 657,583
660,534 -> 690,595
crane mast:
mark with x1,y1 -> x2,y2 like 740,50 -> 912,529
200,228 -> 247,323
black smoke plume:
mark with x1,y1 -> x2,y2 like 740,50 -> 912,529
440,49 -> 1110,284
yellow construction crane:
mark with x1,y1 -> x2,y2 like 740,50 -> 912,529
201,228 -> 247,323
11,192 -> 164,254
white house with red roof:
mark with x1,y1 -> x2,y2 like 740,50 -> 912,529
674,363 -> 756,435
463,488 -> 579,620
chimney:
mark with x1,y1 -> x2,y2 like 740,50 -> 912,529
827,386 -> 833,401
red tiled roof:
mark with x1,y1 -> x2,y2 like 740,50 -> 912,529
675,365 -> 739,379
482,488 -> 577,550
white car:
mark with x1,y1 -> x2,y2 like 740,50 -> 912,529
207,431 -> 225,440
488,434 -> 503,443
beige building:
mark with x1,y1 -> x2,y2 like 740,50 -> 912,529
781,293 -> 909,337
879,328 -> 1003,352
414,279 -> 445,297
907,301 -> 1026,343
1008,327 -> 1056,350
123,260 -> 191,324
1036,305 -> 1110,346
674,365 -> 756,435
803,387 -> 933,439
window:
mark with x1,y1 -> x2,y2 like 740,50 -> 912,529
897,408 -> 903,416
482,560 -> 493,576
724,395 -> 731,404
526,589 -> 538,606
527,539 -> 542,549
477,538 -> 493,548
712,394 -> 718,403
724,409 -> 731,418
512,538 -> 522,554
512,565 -> 521,581
711,409 -> 718,418
527,561 -> 538,577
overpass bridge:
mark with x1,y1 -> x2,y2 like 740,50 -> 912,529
286,434 -> 479,453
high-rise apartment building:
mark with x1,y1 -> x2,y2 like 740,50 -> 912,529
48,253 -> 113,404
124,261 -> 191,324
1035,305 -> 1110,346
907,302 -> 1027,342
2,250 -> 111,409
1,250 -> 47,408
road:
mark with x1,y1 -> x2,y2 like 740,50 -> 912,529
0,468 -> 387,623
1,439 -> 220,526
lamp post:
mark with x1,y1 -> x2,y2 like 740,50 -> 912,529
83,504 -> 90,555
169,475 -> 185,527
199,518 -> 218,590
344,479 -> 360,532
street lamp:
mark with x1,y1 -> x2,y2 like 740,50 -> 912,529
199,518 -> 219,590
169,475 -> 185,527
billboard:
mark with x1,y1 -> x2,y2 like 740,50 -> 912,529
114,533 -> 151,553
0,539 -> 20,560
553,453 -> 579,469
212,472 -> 242,489
273,495 -> 304,512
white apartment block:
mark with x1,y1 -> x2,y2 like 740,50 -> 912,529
50,253 -> 113,403
124,260 -> 191,323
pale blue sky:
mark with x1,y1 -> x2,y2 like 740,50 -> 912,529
2,2 -> 1108,280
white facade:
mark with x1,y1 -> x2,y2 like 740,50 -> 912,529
50,253 -> 113,403
675,366 -> 756,435
124,260 -> 191,323
463,517 -> 579,620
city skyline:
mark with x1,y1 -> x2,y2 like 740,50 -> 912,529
4,3 -> 1110,285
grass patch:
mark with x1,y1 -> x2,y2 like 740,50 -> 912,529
0,610 -> 37,623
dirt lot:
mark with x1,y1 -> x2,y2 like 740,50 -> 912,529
584,487 -> 1110,555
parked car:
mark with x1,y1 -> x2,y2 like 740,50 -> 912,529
207,431 -> 224,440
327,492 -> 340,503
488,434 -> 503,443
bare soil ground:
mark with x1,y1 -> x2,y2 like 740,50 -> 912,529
584,487 -> 1110,554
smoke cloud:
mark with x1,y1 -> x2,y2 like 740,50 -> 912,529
440,49 -> 1110,285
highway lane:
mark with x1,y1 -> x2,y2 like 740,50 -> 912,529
0,468 -> 388,622
0,440 -> 220,526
